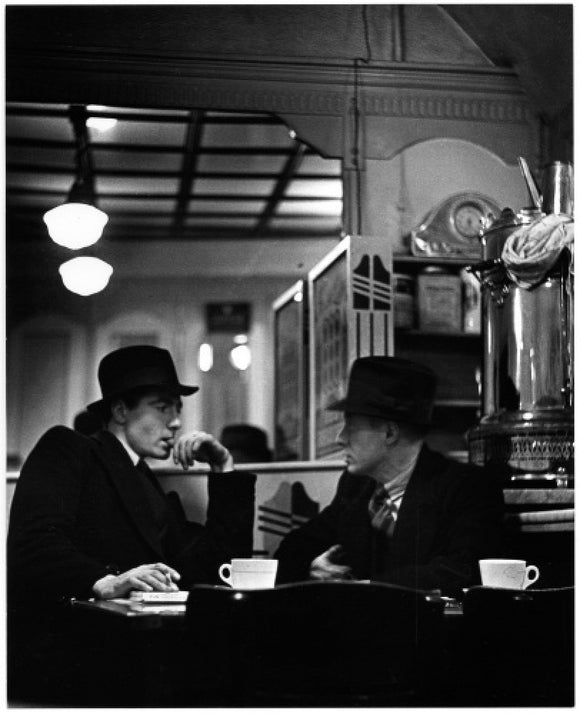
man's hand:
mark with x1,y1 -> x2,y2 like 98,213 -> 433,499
92,563 -> 181,600
310,545 -> 354,581
173,431 -> 234,472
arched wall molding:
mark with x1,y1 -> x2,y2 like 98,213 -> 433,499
7,51 -> 538,166
7,48 -> 540,273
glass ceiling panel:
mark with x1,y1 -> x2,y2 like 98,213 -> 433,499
193,179 -> 276,195
188,199 -> 268,213
8,146 -> 76,167
99,198 -> 175,213
286,179 -> 342,198
103,120 -> 186,146
196,155 -> 287,173
203,122 -> 291,147
8,174 -> 71,191
276,199 -> 343,216
94,151 -> 181,173
96,177 -> 180,194
6,115 -> 73,142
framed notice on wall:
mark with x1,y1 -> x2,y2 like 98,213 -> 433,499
308,235 -> 394,460
308,240 -> 351,460
273,280 -> 307,461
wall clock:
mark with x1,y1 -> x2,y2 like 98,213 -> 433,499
411,192 -> 501,258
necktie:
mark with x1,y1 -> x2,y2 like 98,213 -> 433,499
368,486 -> 398,537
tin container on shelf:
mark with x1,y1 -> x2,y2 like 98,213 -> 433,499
394,273 -> 415,329
417,267 -> 462,332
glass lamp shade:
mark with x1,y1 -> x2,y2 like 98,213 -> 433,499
43,202 -> 109,249
58,257 -> 113,296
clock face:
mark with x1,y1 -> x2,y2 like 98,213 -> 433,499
411,192 -> 500,258
454,202 -> 485,239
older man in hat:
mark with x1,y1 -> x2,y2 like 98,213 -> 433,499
275,356 -> 504,595
8,345 -> 256,603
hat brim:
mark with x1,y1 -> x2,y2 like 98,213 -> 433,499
87,383 -> 199,414
326,398 -> 431,426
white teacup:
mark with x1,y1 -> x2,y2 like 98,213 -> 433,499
479,559 -> 540,590
218,558 -> 278,590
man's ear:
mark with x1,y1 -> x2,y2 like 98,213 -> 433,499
384,420 -> 400,445
110,399 -> 128,425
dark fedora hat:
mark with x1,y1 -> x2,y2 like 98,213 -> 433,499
220,424 -> 273,463
87,345 -> 198,414
328,356 -> 437,425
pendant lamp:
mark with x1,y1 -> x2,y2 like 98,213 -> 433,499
43,178 -> 108,250
43,104 -> 109,250
58,256 -> 113,296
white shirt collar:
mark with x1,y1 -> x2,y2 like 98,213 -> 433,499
111,432 -> 141,466
378,452 -> 420,502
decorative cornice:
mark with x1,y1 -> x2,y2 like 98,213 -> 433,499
362,93 -> 532,123
7,48 -> 532,125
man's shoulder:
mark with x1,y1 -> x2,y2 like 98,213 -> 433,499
37,425 -> 99,448
418,446 -> 496,484
418,446 -> 504,498
31,425 -> 112,463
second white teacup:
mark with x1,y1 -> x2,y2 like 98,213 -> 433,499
479,558 -> 540,590
219,558 -> 278,589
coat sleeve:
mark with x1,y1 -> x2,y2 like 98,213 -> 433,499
7,427 -> 113,603
274,472 -> 352,583
168,471 -> 257,587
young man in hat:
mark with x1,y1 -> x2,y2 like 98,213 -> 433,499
275,356 -> 504,596
8,345 -> 257,704
8,345 -> 256,602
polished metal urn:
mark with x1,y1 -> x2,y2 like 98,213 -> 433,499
467,165 -> 574,485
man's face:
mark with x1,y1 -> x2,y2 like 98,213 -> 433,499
121,390 -> 183,460
336,413 -> 390,479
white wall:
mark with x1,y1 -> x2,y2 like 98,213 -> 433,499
6,273 -> 309,467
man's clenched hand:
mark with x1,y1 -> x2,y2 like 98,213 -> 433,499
173,431 -> 234,472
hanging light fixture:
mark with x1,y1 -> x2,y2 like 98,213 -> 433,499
58,257 -> 113,296
43,105 -> 109,249
43,178 -> 109,249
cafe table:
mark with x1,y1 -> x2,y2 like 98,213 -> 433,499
66,585 -> 464,707
70,586 -> 463,628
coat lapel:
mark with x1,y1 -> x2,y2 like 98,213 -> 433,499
339,475 -> 376,577
92,431 -> 165,559
390,446 -> 439,569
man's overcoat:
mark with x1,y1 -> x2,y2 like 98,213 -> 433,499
8,426 -> 256,603
275,445 -> 504,595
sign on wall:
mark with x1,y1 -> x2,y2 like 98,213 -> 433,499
308,235 -> 394,460
272,281 -> 307,461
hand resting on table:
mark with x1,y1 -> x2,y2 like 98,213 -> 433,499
92,562 -> 181,600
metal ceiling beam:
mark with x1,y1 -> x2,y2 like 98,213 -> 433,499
69,104 -> 96,195
174,109 -> 204,230
253,142 -> 308,236
9,207 -> 339,221
7,163 -> 338,182
8,137 -> 316,157
8,186 -> 339,201
6,105 -> 283,125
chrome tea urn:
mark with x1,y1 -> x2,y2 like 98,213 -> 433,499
467,192 -> 574,485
